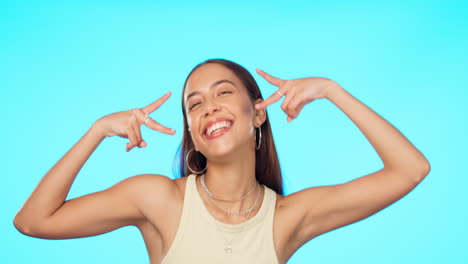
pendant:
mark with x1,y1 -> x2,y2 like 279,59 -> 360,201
224,245 -> 232,254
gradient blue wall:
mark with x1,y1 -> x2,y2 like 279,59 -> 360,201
3,0 -> 467,263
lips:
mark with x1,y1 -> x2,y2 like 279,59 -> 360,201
203,118 -> 233,138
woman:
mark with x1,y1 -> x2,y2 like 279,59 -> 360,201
14,59 -> 431,263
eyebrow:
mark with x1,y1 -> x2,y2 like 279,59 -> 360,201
185,79 -> 237,103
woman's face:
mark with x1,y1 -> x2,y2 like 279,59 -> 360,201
183,63 -> 264,161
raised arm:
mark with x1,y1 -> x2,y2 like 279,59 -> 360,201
255,69 -> 430,248
13,92 -> 176,238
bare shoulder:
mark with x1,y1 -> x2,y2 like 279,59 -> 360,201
121,174 -> 182,224
121,174 -> 179,199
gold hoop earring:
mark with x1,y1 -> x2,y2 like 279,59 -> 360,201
256,126 -> 262,150
186,148 -> 207,174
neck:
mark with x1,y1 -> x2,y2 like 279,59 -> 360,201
203,148 -> 257,201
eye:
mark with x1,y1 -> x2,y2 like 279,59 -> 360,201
189,102 -> 201,111
218,90 -> 232,96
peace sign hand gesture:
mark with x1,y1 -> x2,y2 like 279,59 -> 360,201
94,92 -> 176,152
255,69 -> 336,122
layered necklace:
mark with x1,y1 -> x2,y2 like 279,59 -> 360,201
200,174 -> 262,254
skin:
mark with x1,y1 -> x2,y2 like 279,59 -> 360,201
184,63 -> 266,208
14,63 -> 431,264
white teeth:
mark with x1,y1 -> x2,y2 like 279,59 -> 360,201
206,121 -> 232,136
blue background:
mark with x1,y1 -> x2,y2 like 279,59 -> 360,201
2,0 -> 467,263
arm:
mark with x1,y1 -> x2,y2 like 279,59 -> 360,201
14,93 -> 176,238
13,124 -> 111,234
294,83 -> 430,242
255,70 -> 430,245
327,83 -> 430,174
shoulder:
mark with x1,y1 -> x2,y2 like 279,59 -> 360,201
116,174 -> 183,216
117,174 -> 179,196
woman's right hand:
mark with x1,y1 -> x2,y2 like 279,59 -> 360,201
93,91 -> 176,152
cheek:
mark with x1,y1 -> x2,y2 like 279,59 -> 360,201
238,101 -> 256,134
240,97 -> 252,111
240,100 -> 255,122
246,122 -> 254,137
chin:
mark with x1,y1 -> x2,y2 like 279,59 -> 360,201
202,142 -> 237,162
196,127 -> 254,161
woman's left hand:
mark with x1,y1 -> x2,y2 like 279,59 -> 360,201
255,68 -> 336,122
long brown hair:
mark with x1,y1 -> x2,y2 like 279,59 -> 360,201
173,59 -> 284,195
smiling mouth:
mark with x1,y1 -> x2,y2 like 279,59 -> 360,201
204,120 -> 233,137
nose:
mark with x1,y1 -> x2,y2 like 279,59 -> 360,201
203,100 -> 220,117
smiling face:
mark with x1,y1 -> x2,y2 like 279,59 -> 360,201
183,63 -> 264,161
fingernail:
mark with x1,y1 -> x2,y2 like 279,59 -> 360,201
255,104 -> 260,109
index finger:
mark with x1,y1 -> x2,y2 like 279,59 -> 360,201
256,68 -> 285,87
142,91 -> 172,114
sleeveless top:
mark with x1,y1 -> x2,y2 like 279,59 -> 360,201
160,174 -> 280,264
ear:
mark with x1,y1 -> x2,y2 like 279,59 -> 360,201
253,98 -> 267,127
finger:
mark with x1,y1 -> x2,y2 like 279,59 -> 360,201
131,120 -> 143,146
281,87 -> 295,114
256,80 -> 293,110
138,140 -> 147,148
255,88 -> 287,110
287,98 -> 302,118
142,91 -> 172,114
146,119 -> 176,135
295,104 -> 305,117
133,107 -> 176,135
131,108 -> 150,126
288,104 -> 305,122
255,68 -> 285,87
126,126 -> 139,152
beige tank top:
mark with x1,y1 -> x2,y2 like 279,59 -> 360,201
161,174 -> 280,264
